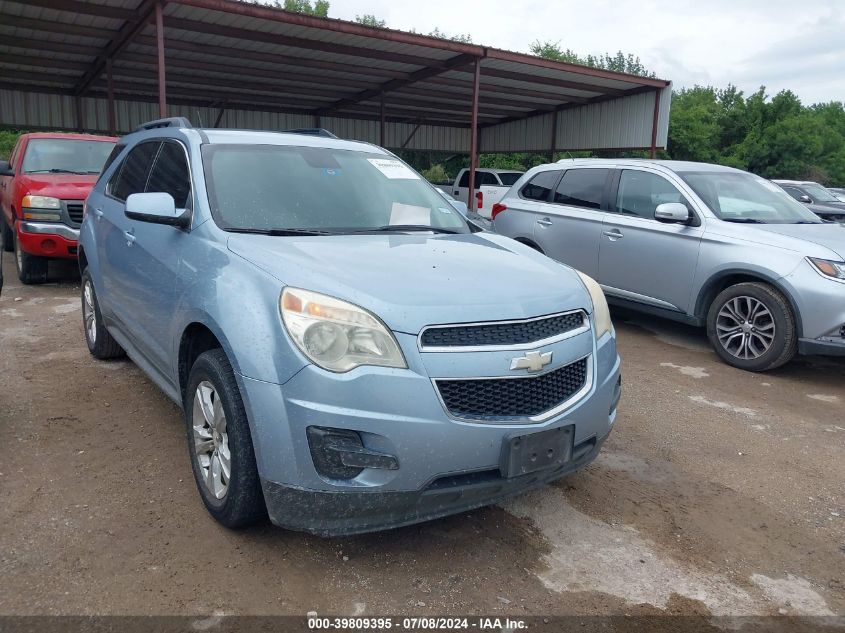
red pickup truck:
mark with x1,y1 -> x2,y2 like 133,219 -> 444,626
1,132 -> 117,284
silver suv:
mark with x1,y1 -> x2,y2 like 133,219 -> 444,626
495,159 -> 845,371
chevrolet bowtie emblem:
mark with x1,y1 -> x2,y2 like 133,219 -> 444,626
509,351 -> 553,373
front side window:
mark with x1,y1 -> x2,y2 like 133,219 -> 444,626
779,186 -> 806,201
554,168 -> 609,209
615,170 -> 690,219
498,172 -> 522,186
520,170 -> 561,201
21,138 -> 116,175
679,171 -> 820,224
203,145 -> 469,234
108,142 -> 160,202
146,142 -> 191,209
801,183 -> 839,203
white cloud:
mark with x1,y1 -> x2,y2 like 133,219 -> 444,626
326,0 -> 845,104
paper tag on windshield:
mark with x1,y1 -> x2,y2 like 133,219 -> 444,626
390,203 -> 430,225
368,158 -> 420,180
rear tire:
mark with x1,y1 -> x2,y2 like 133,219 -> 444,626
1,215 -> 13,252
15,234 -> 48,284
706,282 -> 797,372
185,349 -> 266,528
81,268 -> 125,359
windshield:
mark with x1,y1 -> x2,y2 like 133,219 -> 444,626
203,144 -> 470,234
498,172 -> 523,186
678,171 -> 820,224
801,182 -> 840,203
21,138 -> 116,175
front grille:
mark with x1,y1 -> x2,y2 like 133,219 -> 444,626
65,201 -> 84,226
436,357 -> 588,421
421,311 -> 585,349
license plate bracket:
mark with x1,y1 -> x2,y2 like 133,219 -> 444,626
500,425 -> 574,478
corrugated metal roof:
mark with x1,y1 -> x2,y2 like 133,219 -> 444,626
0,0 -> 671,152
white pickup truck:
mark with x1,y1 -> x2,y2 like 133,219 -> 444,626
448,168 -> 524,219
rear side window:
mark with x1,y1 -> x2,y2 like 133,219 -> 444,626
554,169 -> 609,209
520,170 -> 562,201
615,170 -> 690,219
479,172 -> 498,186
109,141 -> 160,201
146,142 -> 191,209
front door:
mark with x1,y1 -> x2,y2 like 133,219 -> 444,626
598,168 -> 704,314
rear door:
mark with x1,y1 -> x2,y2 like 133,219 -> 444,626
598,167 -> 704,314
532,167 -> 611,278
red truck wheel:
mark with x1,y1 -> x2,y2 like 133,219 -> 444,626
14,235 -> 48,284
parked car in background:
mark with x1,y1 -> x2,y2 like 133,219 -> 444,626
79,118 -> 621,535
434,187 -> 493,231
773,180 -> 845,222
450,168 -> 523,219
495,159 -> 845,371
826,187 -> 845,202
0,132 -> 117,283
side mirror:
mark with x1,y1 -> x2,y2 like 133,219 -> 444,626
654,202 -> 691,224
0,160 -> 14,177
449,199 -> 469,218
125,192 -> 189,227
798,194 -> 812,204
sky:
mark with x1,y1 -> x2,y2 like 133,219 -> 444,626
325,0 -> 845,105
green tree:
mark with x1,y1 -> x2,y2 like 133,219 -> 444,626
241,0 -> 329,16
530,41 -> 655,78
421,164 -> 449,183
355,14 -> 386,27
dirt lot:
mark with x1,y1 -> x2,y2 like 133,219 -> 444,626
1,252 -> 843,627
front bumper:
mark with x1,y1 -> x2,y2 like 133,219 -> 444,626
780,260 -> 845,355
18,221 -> 79,258
238,328 -> 621,534
263,432 -> 607,536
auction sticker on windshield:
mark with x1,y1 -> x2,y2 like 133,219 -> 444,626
368,158 -> 420,179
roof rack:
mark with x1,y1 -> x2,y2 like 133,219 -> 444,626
132,117 -> 193,133
282,127 -> 338,139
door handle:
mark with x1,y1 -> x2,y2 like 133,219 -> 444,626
602,228 -> 624,240
123,228 -> 136,246
93,207 -> 103,218
537,217 -> 553,226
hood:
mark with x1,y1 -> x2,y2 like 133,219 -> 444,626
227,232 -> 591,333
750,223 -> 845,260
17,173 -> 99,200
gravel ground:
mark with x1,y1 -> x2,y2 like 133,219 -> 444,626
0,253 -> 843,630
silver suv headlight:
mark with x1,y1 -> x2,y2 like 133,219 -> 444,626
280,287 -> 407,373
808,257 -> 845,281
576,271 -> 613,339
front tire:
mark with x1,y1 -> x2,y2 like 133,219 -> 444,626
706,282 -> 797,372
14,234 -> 48,284
185,349 -> 265,528
1,215 -> 14,252
81,269 -> 125,359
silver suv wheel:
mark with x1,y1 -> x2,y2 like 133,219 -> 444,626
715,296 -> 775,360
192,380 -> 231,500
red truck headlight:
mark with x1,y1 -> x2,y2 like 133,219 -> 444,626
22,195 -> 62,221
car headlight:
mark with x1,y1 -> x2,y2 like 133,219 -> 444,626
280,287 -> 407,373
808,257 -> 845,281
22,194 -> 62,222
576,271 -> 613,339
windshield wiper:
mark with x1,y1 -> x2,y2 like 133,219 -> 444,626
344,225 -> 460,234
26,168 -> 87,174
722,218 -> 766,224
793,220 -> 821,224
225,227 -> 330,236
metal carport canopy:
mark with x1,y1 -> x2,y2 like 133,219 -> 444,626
0,0 -> 672,163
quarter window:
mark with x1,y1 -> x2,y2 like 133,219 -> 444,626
554,169 -> 609,209
146,142 -> 191,209
520,170 -> 562,201
109,142 -> 160,201
615,170 -> 689,219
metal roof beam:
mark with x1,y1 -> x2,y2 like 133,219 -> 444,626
453,66 -> 625,96
0,36 -> 102,57
396,85 -> 587,107
74,0 -> 161,96
0,14 -> 109,39
424,76 -> 591,103
6,0 -> 137,20
317,53 -> 480,116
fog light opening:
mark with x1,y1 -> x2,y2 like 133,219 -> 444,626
306,426 -> 399,481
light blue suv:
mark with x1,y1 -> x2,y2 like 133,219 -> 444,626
79,119 -> 621,535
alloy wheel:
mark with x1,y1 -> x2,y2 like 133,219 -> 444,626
715,296 -> 776,360
83,280 -> 97,344
192,381 -> 231,500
